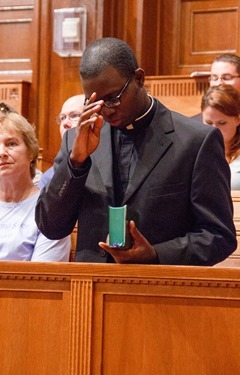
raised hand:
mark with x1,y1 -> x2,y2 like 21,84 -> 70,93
70,92 -> 104,167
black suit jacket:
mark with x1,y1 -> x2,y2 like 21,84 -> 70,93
36,100 -> 237,265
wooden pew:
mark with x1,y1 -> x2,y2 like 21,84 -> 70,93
0,262 -> 240,375
216,191 -> 240,267
145,75 -> 209,117
70,224 -> 77,262
231,190 -> 240,256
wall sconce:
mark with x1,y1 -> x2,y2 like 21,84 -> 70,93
53,7 -> 87,57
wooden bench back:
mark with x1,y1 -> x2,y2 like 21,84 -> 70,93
231,190 -> 240,257
215,191 -> 240,267
145,75 -> 209,117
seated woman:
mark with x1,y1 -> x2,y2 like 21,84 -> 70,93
201,85 -> 240,190
0,102 -> 70,261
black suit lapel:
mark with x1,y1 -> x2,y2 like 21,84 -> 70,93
123,103 -> 174,204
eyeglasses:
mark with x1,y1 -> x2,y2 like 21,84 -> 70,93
208,74 -> 240,83
56,111 -> 81,125
84,75 -> 133,108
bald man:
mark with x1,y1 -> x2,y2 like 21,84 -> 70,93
38,94 -> 85,189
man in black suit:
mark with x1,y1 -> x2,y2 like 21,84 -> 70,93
193,53 -> 240,122
35,37 -> 236,265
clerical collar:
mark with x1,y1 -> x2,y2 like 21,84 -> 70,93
134,95 -> 154,121
124,95 -> 155,132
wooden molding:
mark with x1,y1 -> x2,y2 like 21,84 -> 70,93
1,263 -> 240,374
145,75 -> 209,116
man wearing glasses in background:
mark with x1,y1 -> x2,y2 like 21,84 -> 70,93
36,37 -> 237,266
210,54 -> 240,92
193,53 -> 240,121
38,94 -> 85,189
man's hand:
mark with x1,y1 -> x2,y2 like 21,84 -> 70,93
70,92 -> 104,167
99,220 -> 158,264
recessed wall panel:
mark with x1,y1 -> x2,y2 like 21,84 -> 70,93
191,8 -> 238,54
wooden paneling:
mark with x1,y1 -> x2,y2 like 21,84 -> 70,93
161,0 -> 240,75
0,1 -> 40,126
0,80 -> 30,117
37,0 -> 105,170
189,7 -> 238,54
179,0 -> 240,65
1,262 -> 240,374
212,190 -> 240,267
231,190 -> 240,256
0,1 -> 34,74
0,1 -> 106,170
1,0 -> 240,167
102,0 -> 162,75
145,74 -> 209,116
70,224 -> 77,262
101,0 -> 240,76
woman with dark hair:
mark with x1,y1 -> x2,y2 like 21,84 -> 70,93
201,85 -> 240,189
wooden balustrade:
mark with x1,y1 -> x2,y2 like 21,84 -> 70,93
0,262 -> 240,375
145,75 -> 209,117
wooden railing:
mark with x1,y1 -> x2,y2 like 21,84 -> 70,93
145,75 -> 209,117
231,190 -> 240,256
217,191 -> 240,267
0,262 -> 240,375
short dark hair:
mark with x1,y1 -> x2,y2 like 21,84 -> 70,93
212,54 -> 240,75
80,37 -> 138,79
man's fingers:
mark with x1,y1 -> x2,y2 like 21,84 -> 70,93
87,115 -> 103,136
129,220 -> 145,242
